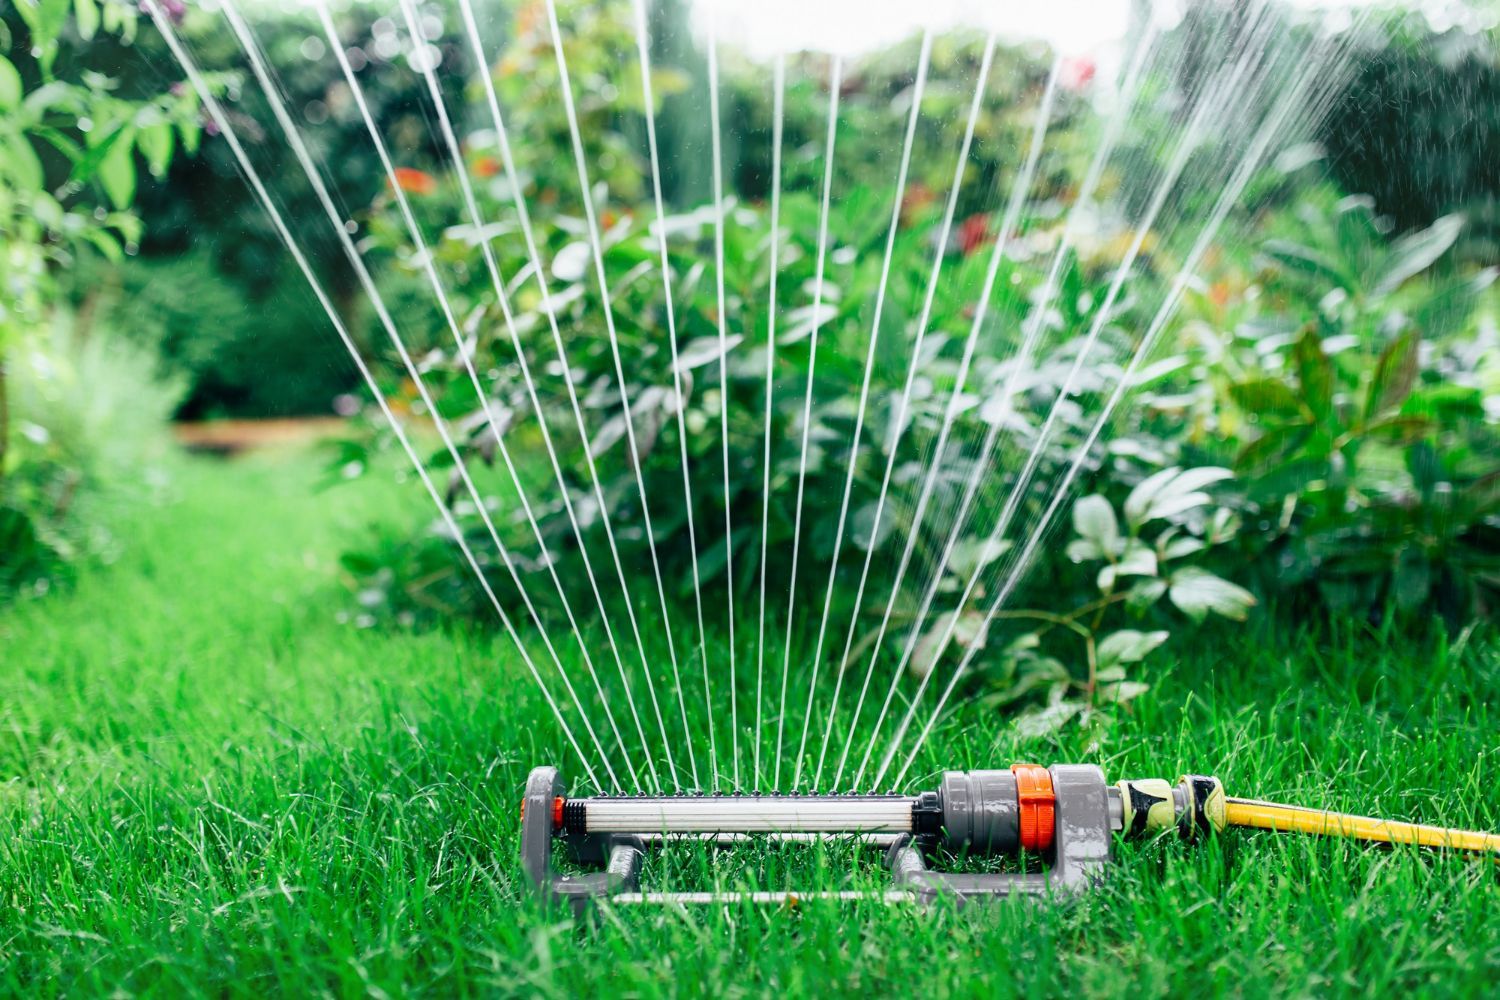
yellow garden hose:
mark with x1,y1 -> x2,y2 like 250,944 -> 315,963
1224,796 -> 1500,858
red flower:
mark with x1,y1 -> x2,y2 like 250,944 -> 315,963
391,167 -> 437,196
1061,55 -> 1096,92
472,155 -> 501,178
958,213 -> 990,256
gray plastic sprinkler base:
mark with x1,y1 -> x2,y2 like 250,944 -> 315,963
520,764 -> 1114,911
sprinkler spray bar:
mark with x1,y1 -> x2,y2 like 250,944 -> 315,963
520,763 -> 1500,911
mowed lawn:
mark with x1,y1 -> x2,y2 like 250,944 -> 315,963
3,447 -> 1498,997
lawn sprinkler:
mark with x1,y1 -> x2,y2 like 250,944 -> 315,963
520,763 -> 1500,912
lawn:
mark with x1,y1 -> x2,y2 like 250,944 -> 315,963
3,446 -> 1498,997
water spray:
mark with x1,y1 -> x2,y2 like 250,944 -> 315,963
520,763 -> 1500,912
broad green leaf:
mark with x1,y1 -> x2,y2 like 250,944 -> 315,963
3,134 -> 44,191
15,0 -> 70,59
178,120 -> 201,156
1168,567 -> 1257,622
1373,214 -> 1464,297
1292,328 -> 1333,416
80,226 -> 123,263
1461,471 -> 1500,517
0,56 -> 21,111
1097,542 -> 1157,591
674,334 -> 744,373
97,125 -> 135,207
1014,699 -> 1084,739
1123,468 -> 1178,528
1161,536 -> 1206,560
1125,467 -> 1231,527
1235,423 -> 1312,474
1261,239 -> 1346,288
1365,330 -> 1418,419
1125,577 -> 1169,614
74,0 -> 99,41
1097,680 -> 1151,706
1097,629 -> 1169,670
67,122 -> 131,186
137,121 -> 174,179
909,611 -> 985,680
29,126 -> 82,162
1363,415 -> 1431,447
1229,377 -> 1302,418
1071,494 -> 1119,555
1066,537 -> 1104,563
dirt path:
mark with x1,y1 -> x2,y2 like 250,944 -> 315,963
173,417 -> 347,454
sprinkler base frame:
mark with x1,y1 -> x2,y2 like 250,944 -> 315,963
519,763 -> 1120,912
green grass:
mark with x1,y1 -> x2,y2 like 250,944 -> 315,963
3,448 -> 1499,997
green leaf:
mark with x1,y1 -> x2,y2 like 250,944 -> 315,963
30,126 -> 83,162
178,120 -> 201,156
1125,578 -> 1169,614
67,122 -> 131,186
1365,331 -> 1419,420
1071,495 -> 1119,555
15,0 -> 70,61
1097,542 -> 1157,591
80,226 -> 123,263
1124,467 -> 1232,528
1235,423 -> 1313,474
3,134 -> 44,191
74,0 -> 99,41
137,121 -> 174,178
0,55 -> 21,111
909,611 -> 985,680
1461,472 -> 1500,517
1363,415 -> 1431,447
97,127 -> 137,208
1262,239 -> 1347,288
1373,214 -> 1464,297
1168,567 -> 1257,622
1229,377 -> 1303,418
1292,328 -> 1333,417
1097,629 -> 1169,670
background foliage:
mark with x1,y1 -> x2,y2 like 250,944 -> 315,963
3,0 -> 1498,727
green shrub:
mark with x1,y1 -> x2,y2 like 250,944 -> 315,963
1319,19 -> 1500,262
2,315 -> 185,598
97,252 -> 358,418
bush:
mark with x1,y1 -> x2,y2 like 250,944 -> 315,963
94,252 -> 358,418
2,315 -> 185,598
1319,19 -> 1500,261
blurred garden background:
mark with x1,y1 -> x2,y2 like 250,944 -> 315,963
3,0 -> 1500,993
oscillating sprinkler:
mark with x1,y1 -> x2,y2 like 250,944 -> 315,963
520,763 -> 1500,912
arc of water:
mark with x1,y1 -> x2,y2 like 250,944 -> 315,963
773,55 -> 843,790
794,31 -> 933,790
837,53 -> 1071,790
455,0 -> 680,790
628,0 -> 712,789
844,31 -> 1168,789
861,22 -> 1276,789
234,0 -> 632,790
144,0 -> 606,789
754,57 -> 787,789
816,33 -> 997,790
705,12 -> 741,789
392,0 -> 660,791
542,0 -> 704,788
865,42 -> 1249,790
888,24 -> 1362,788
